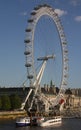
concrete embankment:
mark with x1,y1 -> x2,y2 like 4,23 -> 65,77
62,108 -> 81,118
0,110 -> 27,120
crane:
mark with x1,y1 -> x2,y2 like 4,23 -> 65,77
20,54 -> 55,110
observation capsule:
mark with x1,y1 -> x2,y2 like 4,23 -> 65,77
24,51 -> 31,55
25,28 -> 32,32
24,39 -> 31,43
28,19 -> 34,23
25,63 -> 32,67
27,75 -> 33,79
31,11 -> 36,15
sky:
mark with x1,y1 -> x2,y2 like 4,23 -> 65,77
0,0 -> 81,89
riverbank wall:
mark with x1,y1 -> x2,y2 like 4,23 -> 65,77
62,108 -> 81,118
0,110 -> 27,120
0,108 -> 81,120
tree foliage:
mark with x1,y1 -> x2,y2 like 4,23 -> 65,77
0,97 -> 2,109
1,95 -> 11,110
65,88 -> 72,95
0,94 -> 21,111
50,80 -> 53,87
10,94 -> 21,110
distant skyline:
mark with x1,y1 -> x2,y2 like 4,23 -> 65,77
0,0 -> 81,89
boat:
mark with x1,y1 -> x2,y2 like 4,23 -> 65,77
38,116 -> 62,127
16,116 -> 44,127
31,116 -> 44,126
16,117 -> 30,127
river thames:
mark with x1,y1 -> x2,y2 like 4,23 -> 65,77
0,118 -> 81,130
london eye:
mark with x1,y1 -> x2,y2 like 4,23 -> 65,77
21,4 -> 68,111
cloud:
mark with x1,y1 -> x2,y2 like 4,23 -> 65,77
20,12 -> 27,16
55,9 -> 67,17
70,0 -> 81,6
75,16 -> 81,22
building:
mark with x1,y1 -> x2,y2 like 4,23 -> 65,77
0,86 -> 81,110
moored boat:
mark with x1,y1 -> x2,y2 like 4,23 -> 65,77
31,116 -> 44,126
16,117 -> 30,127
38,116 -> 62,127
16,116 -> 44,127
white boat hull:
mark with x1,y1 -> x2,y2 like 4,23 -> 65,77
38,116 -> 62,127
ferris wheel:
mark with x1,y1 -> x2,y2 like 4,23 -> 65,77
22,4 -> 68,110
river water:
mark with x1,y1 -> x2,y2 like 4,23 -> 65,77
0,118 -> 81,130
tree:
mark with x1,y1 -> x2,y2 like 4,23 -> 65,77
50,80 -> 53,87
56,87 -> 59,94
65,88 -> 72,95
1,95 -> 11,110
10,94 -> 21,110
0,97 -> 2,109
